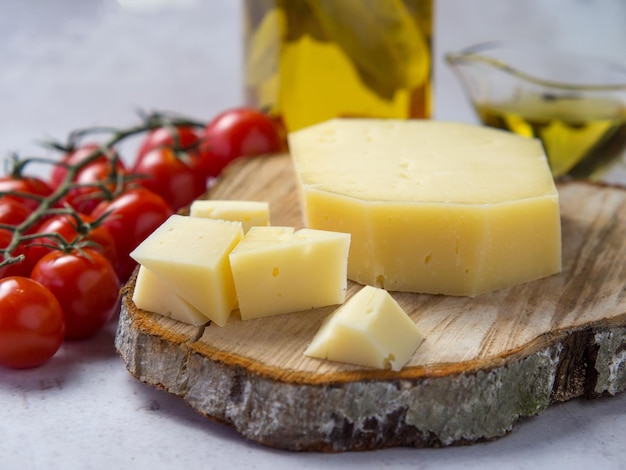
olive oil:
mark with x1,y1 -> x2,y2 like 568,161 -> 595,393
476,95 -> 626,179
243,0 -> 433,132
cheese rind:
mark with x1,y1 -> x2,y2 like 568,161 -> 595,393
189,200 -> 270,233
229,226 -> 350,320
304,285 -> 424,371
289,118 -> 562,296
129,214 -> 243,326
132,265 -> 209,326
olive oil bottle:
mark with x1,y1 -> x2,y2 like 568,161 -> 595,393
243,0 -> 433,133
476,95 -> 626,179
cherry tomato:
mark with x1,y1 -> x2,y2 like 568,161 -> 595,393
135,125 -> 212,199
27,213 -> 118,271
63,164 -> 121,214
0,276 -> 65,369
269,114 -> 288,153
132,147 -> 207,211
0,198 -> 31,227
52,144 -> 127,214
199,107 -> 282,177
49,143 -> 125,189
0,176 -> 53,211
0,229 -> 33,278
91,188 -> 173,282
31,249 -> 119,340
137,126 -> 200,159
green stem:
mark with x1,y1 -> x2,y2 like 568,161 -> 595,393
0,111 -> 207,268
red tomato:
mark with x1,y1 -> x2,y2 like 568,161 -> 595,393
49,143 -> 125,189
0,198 -> 31,227
199,107 -> 282,177
27,213 -> 118,271
31,249 -> 119,340
63,188 -> 103,216
0,276 -> 65,368
0,229 -> 33,278
0,176 -> 53,211
64,165 -> 117,214
132,147 -> 207,211
137,126 -> 200,159
135,125 -> 212,200
91,188 -> 173,282
53,144 -> 127,214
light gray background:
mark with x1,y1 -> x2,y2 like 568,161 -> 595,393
1,1 -> 625,469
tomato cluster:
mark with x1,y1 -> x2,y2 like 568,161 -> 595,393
0,107 -> 283,369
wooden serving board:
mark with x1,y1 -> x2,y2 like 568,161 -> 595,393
115,153 -> 626,452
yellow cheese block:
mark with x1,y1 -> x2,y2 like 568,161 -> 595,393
229,226 -> 350,320
289,118 -> 562,296
189,200 -> 269,233
132,265 -> 209,326
304,285 -> 424,371
130,214 -> 243,326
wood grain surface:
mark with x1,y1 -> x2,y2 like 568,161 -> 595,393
116,153 -> 626,451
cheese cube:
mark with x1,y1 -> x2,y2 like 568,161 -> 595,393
229,226 -> 350,320
189,200 -> 269,233
304,285 -> 424,371
130,214 -> 243,326
289,118 -> 562,296
132,265 -> 208,326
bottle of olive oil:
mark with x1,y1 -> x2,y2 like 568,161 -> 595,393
243,0 -> 433,133
476,95 -> 626,179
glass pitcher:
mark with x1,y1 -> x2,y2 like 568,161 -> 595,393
446,41 -> 626,180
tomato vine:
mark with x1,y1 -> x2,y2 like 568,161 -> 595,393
0,112 -> 203,270
0,107 -> 283,369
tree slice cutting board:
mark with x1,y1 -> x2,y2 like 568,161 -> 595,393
115,153 -> 626,452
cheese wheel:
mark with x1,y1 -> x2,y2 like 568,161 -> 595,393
289,118 -> 561,296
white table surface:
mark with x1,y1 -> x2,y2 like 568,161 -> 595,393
1,1 -> 625,469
